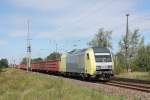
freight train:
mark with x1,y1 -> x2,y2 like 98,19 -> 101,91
18,47 -> 114,80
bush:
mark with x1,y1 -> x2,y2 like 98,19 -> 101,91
46,52 -> 61,60
0,58 -> 8,68
148,70 -> 150,76
113,53 -> 126,74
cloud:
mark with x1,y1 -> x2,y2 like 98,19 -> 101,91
130,13 -> 150,33
5,0 -> 71,12
0,39 -> 8,45
0,0 -> 149,63
2,0 -> 150,42
9,30 -> 27,37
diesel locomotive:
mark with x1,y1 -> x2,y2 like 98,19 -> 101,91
60,47 -> 114,80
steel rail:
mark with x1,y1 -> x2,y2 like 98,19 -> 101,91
104,77 -> 150,93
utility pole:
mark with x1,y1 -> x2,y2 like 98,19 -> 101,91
27,20 -> 31,72
56,43 -> 58,60
125,14 -> 129,72
13,59 -> 16,68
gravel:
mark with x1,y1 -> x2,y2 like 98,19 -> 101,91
39,72 -> 150,100
62,77 -> 150,100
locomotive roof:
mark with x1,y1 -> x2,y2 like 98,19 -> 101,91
68,47 -> 110,54
92,47 -> 110,53
68,49 -> 86,54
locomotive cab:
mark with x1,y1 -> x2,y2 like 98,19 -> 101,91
85,47 -> 113,80
95,53 -> 113,79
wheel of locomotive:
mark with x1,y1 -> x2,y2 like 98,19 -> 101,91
85,74 -> 91,81
80,74 -> 90,81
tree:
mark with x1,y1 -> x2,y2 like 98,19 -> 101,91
20,57 -> 27,64
119,29 -> 142,56
118,29 -> 144,71
89,28 -> 112,48
0,58 -> 8,67
134,44 -> 150,71
32,57 -> 43,63
114,52 -> 126,74
139,36 -> 144,48
129,29 -> 141,58
46,52 -> 61,60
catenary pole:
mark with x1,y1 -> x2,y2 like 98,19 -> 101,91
27,20 -> 31,72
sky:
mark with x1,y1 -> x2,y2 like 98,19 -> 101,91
0,0 -> 150,64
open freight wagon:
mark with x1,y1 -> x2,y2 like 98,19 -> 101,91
19,60 -> 60,73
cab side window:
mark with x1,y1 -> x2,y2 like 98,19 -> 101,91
87,53 -> 89,60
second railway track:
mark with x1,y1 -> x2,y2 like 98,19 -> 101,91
103,77 -> 150,93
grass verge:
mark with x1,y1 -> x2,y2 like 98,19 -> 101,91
0,68 -> 125,100
116,72 -> 150,81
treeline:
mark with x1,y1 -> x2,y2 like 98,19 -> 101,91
114,29 -> 150,74
114,45 -> 150,74
20,52 -> 61,64
89,28 -> 150,74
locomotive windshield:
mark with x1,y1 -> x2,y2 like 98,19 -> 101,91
95,55 -> 111,62
92,47 -> 112,62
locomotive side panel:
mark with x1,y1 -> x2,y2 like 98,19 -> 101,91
59,54 -> 67,72
66,53 -> 85,73
85,48 -> 96,76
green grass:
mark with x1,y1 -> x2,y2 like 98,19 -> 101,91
116,72 -> 150,81
0,68 -> 125,100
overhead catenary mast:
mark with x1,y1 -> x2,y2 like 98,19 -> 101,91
55,43 -> 58,60
26,20 -> 31,72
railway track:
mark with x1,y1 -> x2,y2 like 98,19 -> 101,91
104,77 -> 150,93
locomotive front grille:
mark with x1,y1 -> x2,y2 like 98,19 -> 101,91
96,70 -> 113,74
96,65 -> 112,70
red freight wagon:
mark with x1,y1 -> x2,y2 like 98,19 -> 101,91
37,60 -> 60,72
19,64 -> 26,70
18,60 -> 60,73
39,61 -> 46,71
31,63 -> 40,70
45,60 -> 60,72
